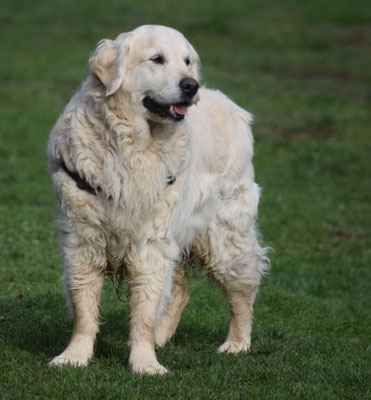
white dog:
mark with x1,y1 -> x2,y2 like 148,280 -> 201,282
47,25 -> 268,374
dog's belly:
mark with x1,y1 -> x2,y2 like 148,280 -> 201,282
103,170 -> 220,269
173,173 -> 220,249
177,210 -> 213,249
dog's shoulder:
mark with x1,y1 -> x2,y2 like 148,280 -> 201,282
186,87 -> 254,177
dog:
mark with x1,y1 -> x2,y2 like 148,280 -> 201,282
47,25 -> 268,374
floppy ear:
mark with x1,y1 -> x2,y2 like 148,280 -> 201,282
89,34 -> 130,96
188,42 -> 201,81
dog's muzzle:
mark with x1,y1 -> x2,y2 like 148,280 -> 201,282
143,78 -> 199,122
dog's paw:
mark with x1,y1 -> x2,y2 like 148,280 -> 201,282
217,340 -> 250,354
130,361 -> 169,375
129,345 -> 169,375
48,352 -> 90,367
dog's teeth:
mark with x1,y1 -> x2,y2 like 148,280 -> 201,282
169,105 -> 174,114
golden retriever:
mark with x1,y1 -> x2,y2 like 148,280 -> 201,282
47,25 -> 268,374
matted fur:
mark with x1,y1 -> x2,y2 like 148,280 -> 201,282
47,25 -> 269,374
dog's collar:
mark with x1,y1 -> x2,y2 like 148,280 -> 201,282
167,176 -> 176,185
60,161 -> 101,196
60,162 -> 177,197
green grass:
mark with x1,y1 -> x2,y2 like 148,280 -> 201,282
0,0 -> 370,398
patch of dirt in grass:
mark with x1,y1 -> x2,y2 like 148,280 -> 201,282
263,68 -> 366,84
257,123 -> 337,141
338,28 -> 371,48
290,69 -> 365,84
288,123 -> 336,140
327,229 -> 370,240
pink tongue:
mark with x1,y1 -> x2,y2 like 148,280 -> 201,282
173,105 -> 188,115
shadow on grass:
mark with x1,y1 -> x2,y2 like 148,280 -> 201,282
0,288 -> 226,366
0,290 -> 129,363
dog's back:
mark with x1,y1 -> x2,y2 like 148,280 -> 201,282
47,25 -> 268,375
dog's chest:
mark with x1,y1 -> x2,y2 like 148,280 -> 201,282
105,138 -> 189,234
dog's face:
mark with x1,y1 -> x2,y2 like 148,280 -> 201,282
89,25 -> 201,123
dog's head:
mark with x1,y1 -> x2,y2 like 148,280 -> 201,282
89,25 -> 201,123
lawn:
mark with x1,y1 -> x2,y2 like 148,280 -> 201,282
0,0 -> 370,398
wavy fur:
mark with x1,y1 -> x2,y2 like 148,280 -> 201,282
47,25 -> 269,374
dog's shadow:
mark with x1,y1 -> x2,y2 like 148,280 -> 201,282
0,288 -> 129,364
0,286 -> 223,365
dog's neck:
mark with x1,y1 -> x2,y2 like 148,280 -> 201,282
90,83 -> 187,157
148,120 -> 179,141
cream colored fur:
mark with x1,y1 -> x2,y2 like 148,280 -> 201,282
47,25 -> 268,374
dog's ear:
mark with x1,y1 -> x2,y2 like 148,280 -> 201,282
188,42 -> 201,81
89,34 -> 131,96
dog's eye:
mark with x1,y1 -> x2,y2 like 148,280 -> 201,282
185,58 -> 191,66
151,55 -> 164,64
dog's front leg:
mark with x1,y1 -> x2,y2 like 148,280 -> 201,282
49,231 -> 106,367
127,240 -> 178,375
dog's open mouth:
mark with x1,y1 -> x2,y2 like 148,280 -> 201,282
143,97 -> 190,122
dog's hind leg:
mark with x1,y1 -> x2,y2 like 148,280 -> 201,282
48,231 -> 106,367
216,275 -> 260,353
155,267 -> 189,347
196,183 -> 268,353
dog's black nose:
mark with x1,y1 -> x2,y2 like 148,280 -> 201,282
179,78 -> 199,97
